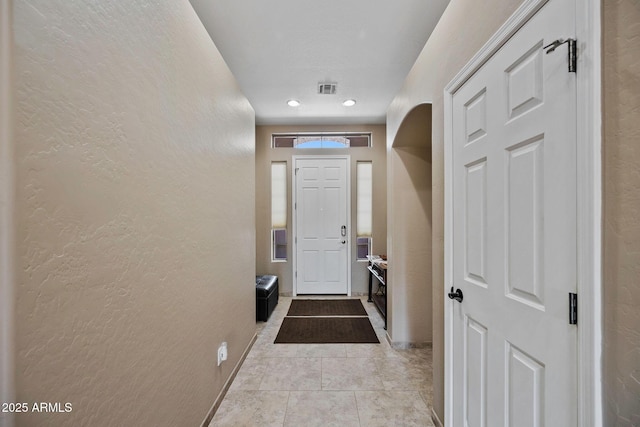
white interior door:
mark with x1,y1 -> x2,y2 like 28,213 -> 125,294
294,157 -> 350,295
450,0 -> 577,425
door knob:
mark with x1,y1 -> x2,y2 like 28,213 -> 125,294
341,240 -> 346,244
448,287 -> 463,303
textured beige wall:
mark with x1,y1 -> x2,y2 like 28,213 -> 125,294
12,1 -> 256,426
387,104 -> 433,346
255,125 -> 386,296
386,0 -> 522,421
603,0 -> 640,424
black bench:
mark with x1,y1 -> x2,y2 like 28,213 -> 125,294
256,275 -> 278,321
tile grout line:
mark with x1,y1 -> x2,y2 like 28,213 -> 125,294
282,390 -> 291,427
354,390 -> 362,427
320,356 -> 324,390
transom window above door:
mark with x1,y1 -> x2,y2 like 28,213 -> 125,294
272,133 -> 371,148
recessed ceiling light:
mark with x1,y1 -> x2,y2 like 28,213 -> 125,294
287,99 -> 301,107
342,99 -> 356,107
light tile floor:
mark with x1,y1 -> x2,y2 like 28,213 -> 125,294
210,296 -> 434,427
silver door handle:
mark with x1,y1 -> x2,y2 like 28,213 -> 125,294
341,240 -> 346,244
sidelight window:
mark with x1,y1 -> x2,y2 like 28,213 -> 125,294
271,162 -> 287,261
356,161 -> 372,260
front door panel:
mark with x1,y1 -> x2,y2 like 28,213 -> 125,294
295,157 -> 349,294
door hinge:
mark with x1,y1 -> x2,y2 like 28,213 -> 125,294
569,292 -> 578,325
544,38 -> 577,73
295,168 -> 299,175
295,236 -> 297,244
295,271 -> 297,278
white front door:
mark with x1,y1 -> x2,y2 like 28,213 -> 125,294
450,0 -> 577,425
294,157 -> 350,295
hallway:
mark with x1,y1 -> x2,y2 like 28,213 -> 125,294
3,0 -> 636,425
210,297 -> 434,427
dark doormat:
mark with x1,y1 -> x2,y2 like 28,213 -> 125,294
287,299 -> 368,316
274,317 -> 379,344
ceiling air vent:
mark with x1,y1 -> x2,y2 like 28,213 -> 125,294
318,83 -> 337,95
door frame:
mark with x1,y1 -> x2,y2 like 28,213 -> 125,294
292,155 -> 352,296
1,1 -> 15,426
443,0 -> 602,425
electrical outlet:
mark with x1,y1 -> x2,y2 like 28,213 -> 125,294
217,342 -> 228,366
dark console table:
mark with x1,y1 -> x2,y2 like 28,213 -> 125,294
367,256 -> 387,329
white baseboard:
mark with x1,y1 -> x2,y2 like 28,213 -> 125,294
200,332 -> 257,427
279,292 -> 369,297
385,333 -> 433,349
431,407 -> 443,427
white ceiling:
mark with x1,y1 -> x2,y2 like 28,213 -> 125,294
190,0 -> 450,125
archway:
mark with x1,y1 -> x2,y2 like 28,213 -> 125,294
386,103 -> 433,347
